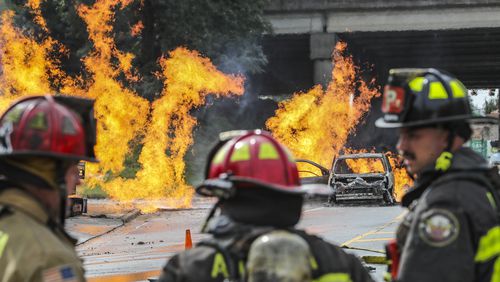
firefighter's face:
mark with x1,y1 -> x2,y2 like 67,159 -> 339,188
64,163 -> 81,217
397,127 -> 448,175
65,163 -> 81,196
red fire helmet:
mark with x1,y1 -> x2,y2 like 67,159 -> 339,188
197,130 -> 305,197
0,95 -> 98,162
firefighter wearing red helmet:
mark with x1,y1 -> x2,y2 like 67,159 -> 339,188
376,69 -> 500,281
158,130 -> 374,282
0,95 -> 98,282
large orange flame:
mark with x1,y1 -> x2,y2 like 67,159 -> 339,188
0,1 -> 243,210
65,0 -> 150,177
267,42 -> 379,167
0,11 -> 61,110
100,47 -> 244,209
26,0 -> 48,32
267,42 -> 412,201
343,149 -> 412,201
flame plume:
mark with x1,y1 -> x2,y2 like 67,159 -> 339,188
267,42 -> 412,201
388,157 -> 413,201
26,0 -> 48,31
344,149 -> 413,201
65,0 -> 149,177
101,47 -> 244,208
267,42 -> 379,167
0,11 -> 61,110
0,1 -> 243,209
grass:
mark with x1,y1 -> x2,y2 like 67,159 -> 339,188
77,184 -> 108,199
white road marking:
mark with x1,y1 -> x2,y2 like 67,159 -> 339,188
303,207 -> 325,213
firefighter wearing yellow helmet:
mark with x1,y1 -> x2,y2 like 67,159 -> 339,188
158,130 -> 374,282
0,95 -> 98,281
376,69 -> 500,281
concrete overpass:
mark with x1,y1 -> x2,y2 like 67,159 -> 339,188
254,0 -> 500,95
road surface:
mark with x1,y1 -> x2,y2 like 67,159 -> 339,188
72,200 -> 404,282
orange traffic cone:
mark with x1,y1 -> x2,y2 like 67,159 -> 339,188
185,229 -> 193,250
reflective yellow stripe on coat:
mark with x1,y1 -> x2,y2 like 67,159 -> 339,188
312,273 -> 352,282
475,226 -> 500,282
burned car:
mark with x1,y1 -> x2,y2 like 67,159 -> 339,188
330,153 -> 395,204
297,153 -> 395,205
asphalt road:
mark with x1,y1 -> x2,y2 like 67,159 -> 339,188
74,200 -> 404,282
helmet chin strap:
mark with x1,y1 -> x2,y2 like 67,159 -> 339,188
55,160 -> 68,226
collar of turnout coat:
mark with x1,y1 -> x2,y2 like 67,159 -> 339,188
0,188 -> 50,224
402,147 -> 489,207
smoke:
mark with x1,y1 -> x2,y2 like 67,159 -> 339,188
185,94 -> 278,185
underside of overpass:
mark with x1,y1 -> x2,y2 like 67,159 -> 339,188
252,28 -> 500,97
254,0 -> 500,95
341,28 -> 500,89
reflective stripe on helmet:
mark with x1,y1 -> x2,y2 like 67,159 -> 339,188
212,145 -> 230,165
409,77 -> 425,92
29,112 -> 47,130
230,143 -> 250,162
258,142 -> 279,160
449,80 -> 467,98
428,81 -> 448,99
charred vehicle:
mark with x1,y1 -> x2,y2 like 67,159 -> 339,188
330,153 -> 395,204
67,161 -> 88,217
297,153 -> 395,205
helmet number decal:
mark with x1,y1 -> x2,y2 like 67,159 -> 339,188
382,86 -> 405,114
0,122 -> 13,153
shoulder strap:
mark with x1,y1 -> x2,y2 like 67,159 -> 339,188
196,239 -> 240,281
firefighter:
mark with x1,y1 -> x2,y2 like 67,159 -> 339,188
0,95 -> 98,281
158,130 -> 374,282
375,68 -> 500,281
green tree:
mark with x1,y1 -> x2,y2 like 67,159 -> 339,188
483,97 -> 498,115
5,0 -> 270,99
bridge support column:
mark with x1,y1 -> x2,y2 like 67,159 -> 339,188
310,33 -> 338,88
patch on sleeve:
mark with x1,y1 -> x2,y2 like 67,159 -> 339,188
42,265 -> 78,282
418,208 -> 459,247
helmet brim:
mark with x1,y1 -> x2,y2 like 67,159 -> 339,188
375,115 -> 498,129
196,176 -> 332,198
0,151 -> 99,163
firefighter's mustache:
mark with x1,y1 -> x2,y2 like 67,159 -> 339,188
401,152 -> 416,161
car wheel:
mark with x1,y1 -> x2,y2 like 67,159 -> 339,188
327,194 -> 337,206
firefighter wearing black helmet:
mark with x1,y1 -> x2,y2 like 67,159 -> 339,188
0,95 -> 98,282
376,68 -> 500,281
158,130 -> 374,282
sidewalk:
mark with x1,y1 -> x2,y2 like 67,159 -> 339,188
65,199 -> 141,244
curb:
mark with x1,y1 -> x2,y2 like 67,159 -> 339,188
75,209 -> 141,246
121,209 -> 141,223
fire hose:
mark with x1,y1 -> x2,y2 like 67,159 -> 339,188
341,245 -> 389,265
